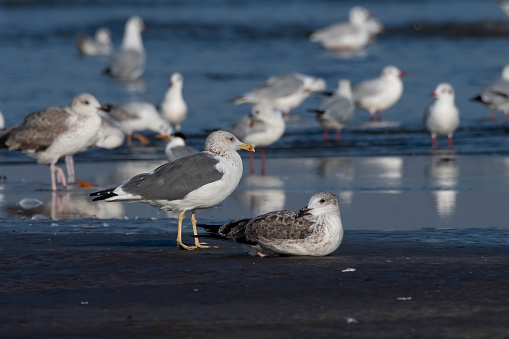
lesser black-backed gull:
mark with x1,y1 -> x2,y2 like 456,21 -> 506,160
90,130 -> 255,250
200,192 -> 343,257
0,93 -> 108,191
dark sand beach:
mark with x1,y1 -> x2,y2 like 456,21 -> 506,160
2,228 -> 508,338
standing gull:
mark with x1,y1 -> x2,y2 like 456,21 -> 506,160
159,72 -> 187,131
471,65 -> 509,120
76,28 -> 113,56
104,16 -> 145,81
309,79 -> 354,141
353,65 -> 405,122
230,104 -> 285,175
90,131 -> 255,250
0,94 -> 107,191
199,192 -> 343,257
234,73 -> 326,117
310,6 -> 372,51
424,83 -> 460,149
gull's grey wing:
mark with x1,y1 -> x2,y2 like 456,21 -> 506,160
250,73 -> 304,99
120,152 -> 223,201
108,49 -> 144,80
321,95 -> 354,124
167,146 -> 199,161
0,107 -> 71,152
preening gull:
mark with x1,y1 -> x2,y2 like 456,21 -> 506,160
230,104 -> 285,175
310,7 -> 372,51
157,132 -> 199,162
234,73 -> 326,117
0,94 -> 107,191
199,192 -> 343,257
90,131 -> 255,250
471,65 -> 509,120
159,72 -> 187,131
309,79 -> 354,141
353,65 -> 405,122
104,16 -> 145,81
103,102 -> 172,146
424,83 -> 460,149
75,28 -> 112,56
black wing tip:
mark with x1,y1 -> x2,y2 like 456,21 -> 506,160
306,109 -> 324,115
89,187 -> 117,201
470,95 -> 482,103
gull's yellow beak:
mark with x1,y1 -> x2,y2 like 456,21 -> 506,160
238,142 -> 255,152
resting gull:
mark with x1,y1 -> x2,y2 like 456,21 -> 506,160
76,28 -> 113,56
159,72 -> 187,131
353,65 -> 405,122
309,79 -> 354,141
157,132 -> 199,162
230,104 -> 285,175
103,102 -> 172,146
199,192 -> 343,257
424,83 -> 460,149
471,65 -> 509,120
90,131 -> 255,250
310,6 -> 372,51
0,94 -> 107,191
234,73 -> 326,117
104,16 -> 145,81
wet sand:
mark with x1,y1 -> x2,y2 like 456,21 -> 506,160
2,229 -> 509,338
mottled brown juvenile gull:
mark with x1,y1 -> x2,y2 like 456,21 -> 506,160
0,94 -> 107,191
200,192 -> 343,257
104,16 -> 145,81
90,131 -> 255,250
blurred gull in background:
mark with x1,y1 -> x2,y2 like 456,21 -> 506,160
159,72 -> 188,131
424,83 -> 460,150
309,79 -> 354,141
353,65 -> 405,122
158,132 -> 199,162
75,28 -> 113,56
104,16 -> 145,81
471,65 -> 509,120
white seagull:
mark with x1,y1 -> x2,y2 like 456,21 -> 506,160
90,131 -> 255,250
424,83 -> 460,149
157,132 -> 199,162
309,79 -> 354,141
353,65 -> 405,122
104,102 -> 172,146
471,65 -> 509,120
159,72 -> 188,131
75,28 -> 113,56
310,6 -> 372,51
230,104 -> 285,175
104,16 -> 145,81
0,94 -> 107,191
199,192 -> 344,257
234,73 -> 326,117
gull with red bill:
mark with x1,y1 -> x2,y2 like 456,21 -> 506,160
424,83 -> 460,149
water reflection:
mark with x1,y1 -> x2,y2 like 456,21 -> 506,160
427,155 -> 459,217
4,191 -> 125,220
358,157 -> 403,191
235,175 -> 286,215
317,158 -> 354,181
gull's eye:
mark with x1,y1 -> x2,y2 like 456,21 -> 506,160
229,137 -> 234,141
83,100 -> 90,105
320,199 -> 325,203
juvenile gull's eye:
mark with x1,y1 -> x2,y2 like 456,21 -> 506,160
83,100 -> 90,105
320,199 -> 325,203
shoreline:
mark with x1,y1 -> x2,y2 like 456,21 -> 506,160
2,230 -> 509,337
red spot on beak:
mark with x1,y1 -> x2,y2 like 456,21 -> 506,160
250,120 -> 255,127
430,92 -> 437,97
399,72 -> 406,78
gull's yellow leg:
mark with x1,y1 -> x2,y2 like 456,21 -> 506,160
191,212 -> 218,249
176,210 -> 196,250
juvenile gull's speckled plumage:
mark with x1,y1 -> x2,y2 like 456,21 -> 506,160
0,93 -> 106,191
202,192 -> 344,257
90,131 -> 254,250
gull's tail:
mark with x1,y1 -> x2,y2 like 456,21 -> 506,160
89,187 -> 118,201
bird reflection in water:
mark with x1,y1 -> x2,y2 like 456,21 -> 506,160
235,175 -> 286,215
427,151 -> 458,217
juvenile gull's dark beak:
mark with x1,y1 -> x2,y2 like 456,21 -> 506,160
297,206 -> 312,218
98,103 -> 113,112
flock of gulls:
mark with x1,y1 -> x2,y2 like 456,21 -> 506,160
1,5 -> 508,256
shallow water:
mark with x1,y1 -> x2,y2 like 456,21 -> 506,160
1,0 -> 509,237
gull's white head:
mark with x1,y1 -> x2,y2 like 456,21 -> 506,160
382,65 -> 405,79
70,93 -> 103,116
349,6 -> 371,25
431,83 -> 455,101
249,104 -> 283,122
298,192 -> 340,217
501,65 -> 509,81
337,79 -> 352,97
95,28 -> 112,44
126,16 -> 144,33
170,72 -> 184,87
205,131 -> 255,156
